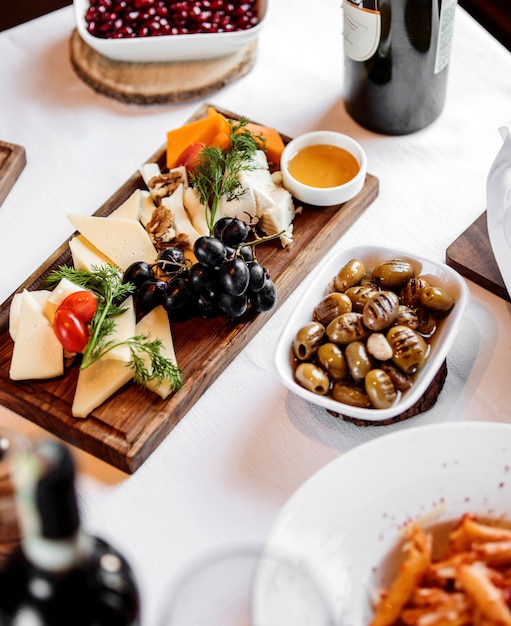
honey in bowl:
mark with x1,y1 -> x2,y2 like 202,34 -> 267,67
287,144 -> 360,188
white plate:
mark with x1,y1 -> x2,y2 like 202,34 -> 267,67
74,0 -> 268,63
257,421 -> 511,625
274,244 -> 469,421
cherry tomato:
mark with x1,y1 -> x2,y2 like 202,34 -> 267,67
57,291 -> 97,323
176,142 -> 205,173
53,309 -> 88,353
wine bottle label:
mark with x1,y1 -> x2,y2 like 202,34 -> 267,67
434,0 -> 457,74
343,0 -> 382,62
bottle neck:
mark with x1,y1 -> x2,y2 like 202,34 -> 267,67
22,529 -> 94,573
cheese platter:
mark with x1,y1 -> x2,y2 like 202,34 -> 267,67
0,104 -> 379,473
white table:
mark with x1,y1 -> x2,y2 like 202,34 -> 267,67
1,2 -> 511,623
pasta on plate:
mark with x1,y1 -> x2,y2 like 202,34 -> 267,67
370,514 -> 511,626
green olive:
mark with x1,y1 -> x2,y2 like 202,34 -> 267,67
326,312 -> 368,345
345,284 -> 379,312
295,363 -> 330,395
372,259 -> 415,289
332,382 -> 371,408
293,322 -> 325,360
365,369 -> 397,409
317,343 -> 348,381
420,286 -> 455,312
387,325 -> 428,374
345,341 -> 372,382
333,258 -> 366,292
362,290 -> 399,331
399,277 -> 430,307
313,292 -> 352,326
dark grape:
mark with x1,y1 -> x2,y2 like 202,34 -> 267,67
123,261 -> 155,288
188,263 -> 220,294
157,247 -> 185,274
161,276 -> 192,312
250,279 -> 277,312
194,236 -> 227,267
219,218 -> 249,246
247,261 -> 266,292
220,258 -> 250,296
238,245 -> 254,262
218,291 -> 248,319
135,278 -> 166,313
212,217 -> 233,240
196,290 -> 221,319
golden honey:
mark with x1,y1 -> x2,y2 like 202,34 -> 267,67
287,144 -> 359,188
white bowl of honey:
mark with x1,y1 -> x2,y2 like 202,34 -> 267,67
280,131 -> 367,206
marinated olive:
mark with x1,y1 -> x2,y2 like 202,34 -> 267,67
420,285 -> 455,312
332,382 -> 372,408
399,277 -> 429,307
293,322 -> 325,360
345,284 -> 379,312
362,290 -> 399,331
365,369 -> 397,409
333,258 -> 366,292
395,305 -> 419,330
372,259 -> 415,289
295,363 -> 330,395
387,325 -> 428,374
345,341 -> 372,382
415,307 -> 437,338
367,332 -> 393,361
380,362 -> 413,391
317,343 -> 348,381
313,292 -> 352,326
326,312 -> 368,345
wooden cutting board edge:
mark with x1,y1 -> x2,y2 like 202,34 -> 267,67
0,142 -> 26,206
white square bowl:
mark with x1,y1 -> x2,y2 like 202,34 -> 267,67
274,244 -> 469,422
73,0 -> 268,63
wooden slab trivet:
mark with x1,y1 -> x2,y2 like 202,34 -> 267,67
328,360 -> 448,426
0,103 -> 379,473
69,29 -> 257,105
0,142 -> 26,206
446,211 -> 510,302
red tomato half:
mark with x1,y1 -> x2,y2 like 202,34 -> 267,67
57,291 -> 97,323
53,309 -> 88,353
176,142 -> 205,173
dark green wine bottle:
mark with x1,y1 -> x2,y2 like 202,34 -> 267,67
343,0 -> 457,134
0,439 -> 141,626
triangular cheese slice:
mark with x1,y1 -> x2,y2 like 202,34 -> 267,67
102,296 -> 136,363
67,214 -> 157,271
69,234 -> 112,272
9,290 -> 64,380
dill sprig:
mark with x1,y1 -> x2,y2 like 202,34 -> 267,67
189,117 -> 261,234
45,265 -> 183,392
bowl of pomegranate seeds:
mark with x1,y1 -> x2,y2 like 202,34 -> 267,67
74,0 -> 268,63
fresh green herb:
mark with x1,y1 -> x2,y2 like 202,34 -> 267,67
189,117 -> 261,234
45,265 -> 183,391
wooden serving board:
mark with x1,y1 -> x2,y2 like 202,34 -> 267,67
0,142 -> 26,206
446,210 -> 510,302
0,104 -> 379,473
69,29 -> 257,105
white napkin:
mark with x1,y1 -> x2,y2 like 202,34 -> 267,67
487,122 -> 511,297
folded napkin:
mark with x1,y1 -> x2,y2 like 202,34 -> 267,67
487,121 -> 511,297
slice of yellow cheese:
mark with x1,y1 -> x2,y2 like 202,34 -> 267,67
135,305 -> 177,400
9,290 -> 64,381
102,296 -> 136,363
69,234 -> 112,272
9,289 -> 52,341
72,357 -> 133,418
108,189 -> 146,220
67,214 -> 157,271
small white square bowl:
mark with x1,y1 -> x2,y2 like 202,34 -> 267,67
74,0 -> 268,63
274,244 -> 469,422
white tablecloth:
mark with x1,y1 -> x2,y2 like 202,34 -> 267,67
1,2 -> 511,623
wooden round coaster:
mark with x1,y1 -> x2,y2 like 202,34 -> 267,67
327,360 -> 448,426
69,29 -> 257,105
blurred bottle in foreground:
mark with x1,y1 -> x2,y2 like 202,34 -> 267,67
343,0 -> 457,135
0,439 -> 140,626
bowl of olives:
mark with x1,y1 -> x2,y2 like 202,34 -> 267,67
274,245 -> 469,422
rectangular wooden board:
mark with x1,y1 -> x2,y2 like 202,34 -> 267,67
0,141 -> 26,206
446,210 -> 510,302
0,104 -> 379,473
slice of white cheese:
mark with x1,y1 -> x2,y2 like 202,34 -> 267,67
67,214 -> 157,271
161,184 -> 201,245
109,189 -> 145,220
102,296 -> 136,363
9,289 -> 52,341
69,234 -> 112,272
9,290 -> 64,381
183,187 -> 210,236
72,357 -> 134,418
135,305 -> 177,399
